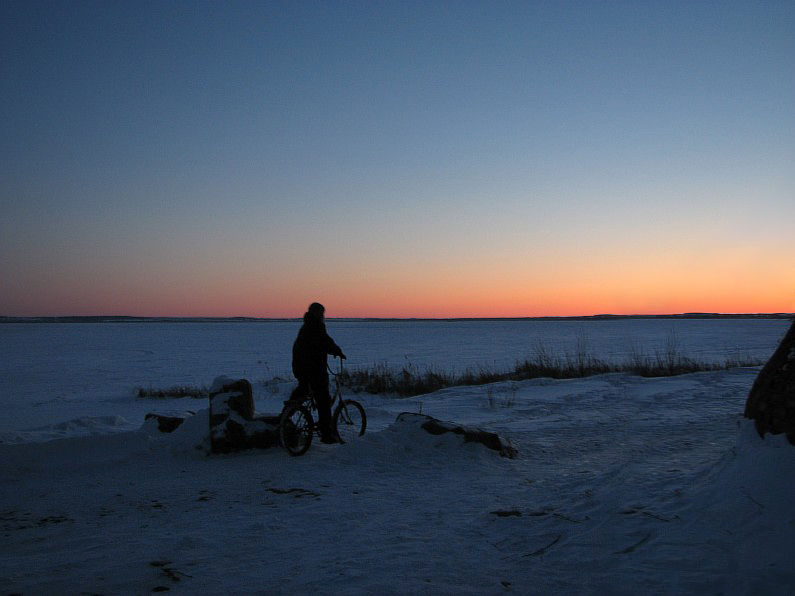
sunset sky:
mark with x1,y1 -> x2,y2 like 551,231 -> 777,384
2,0 -> 794,318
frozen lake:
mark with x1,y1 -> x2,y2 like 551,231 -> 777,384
0,317 -> 790,435
2,317 -> 795,594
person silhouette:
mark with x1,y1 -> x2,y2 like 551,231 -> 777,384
289,302 -> 346,443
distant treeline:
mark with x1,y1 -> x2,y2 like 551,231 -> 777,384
1,313 -> 793,324
0,316 -> 285,324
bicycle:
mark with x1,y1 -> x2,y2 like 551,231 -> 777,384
279,357 -> 366,456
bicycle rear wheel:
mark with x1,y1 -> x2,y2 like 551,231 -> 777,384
333,399 -> 366,443
280,404 -> 313,456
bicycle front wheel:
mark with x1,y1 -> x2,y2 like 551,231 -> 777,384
333,399 -> 366,443
280,404 -> 314,456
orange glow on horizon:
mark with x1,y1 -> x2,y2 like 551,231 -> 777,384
2,243 -> 793,319
4,272 -> 792,319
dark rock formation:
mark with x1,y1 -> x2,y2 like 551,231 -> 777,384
744,319 -> 795,444
209,377 -> 281,453
144,411 -> 194,433
396,412 -> 517,458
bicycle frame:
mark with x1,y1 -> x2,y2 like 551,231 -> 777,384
279,356 -> 365,455
328,356 -> 345,407
288,357 -> 345,430
298,356 -> 342,412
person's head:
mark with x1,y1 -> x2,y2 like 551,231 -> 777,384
307,302 -> 325,320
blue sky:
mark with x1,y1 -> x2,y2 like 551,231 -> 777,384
2,0 -> 794,317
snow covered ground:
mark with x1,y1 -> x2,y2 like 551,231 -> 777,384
0,318 -> 787,435
1,319 -> 794,594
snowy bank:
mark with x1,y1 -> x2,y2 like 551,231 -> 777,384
3,369 -> 795,594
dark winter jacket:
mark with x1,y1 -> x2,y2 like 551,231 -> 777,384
291,313 -> 343,380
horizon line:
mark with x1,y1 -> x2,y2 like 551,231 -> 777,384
2,312 -> 793,323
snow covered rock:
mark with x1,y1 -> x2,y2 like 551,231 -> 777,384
208,377 -> 281,453
745,319 -> 795,444
144,411 -> 195,433
395,412 -> 517,458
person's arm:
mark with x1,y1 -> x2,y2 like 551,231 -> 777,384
321,330 -> 345,359
327,337 -> 345,359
